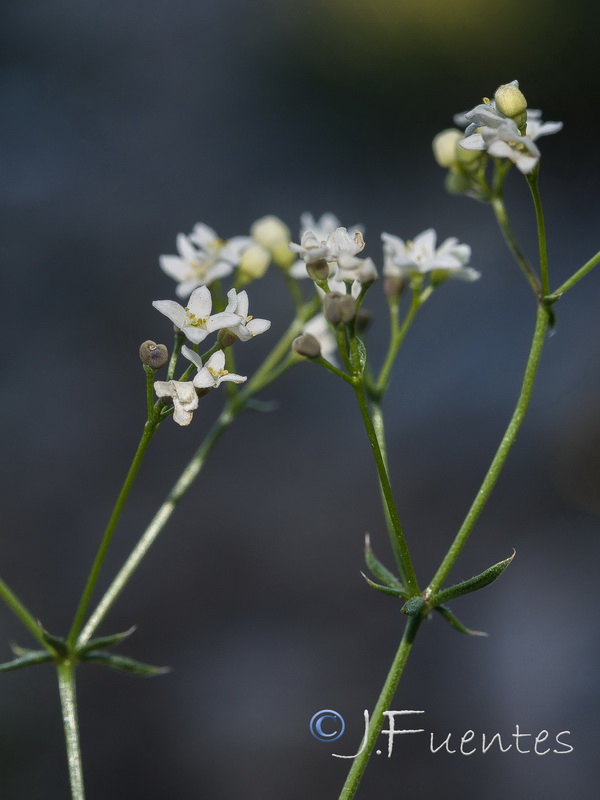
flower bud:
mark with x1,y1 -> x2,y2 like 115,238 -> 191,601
323,292 -> 356,325
217,329 -> 238,348
494,82 -> 527,120
432,129 -> 462,168
355,309 -> 372,333
139,340 -> 169,369
238,243 -> 270,284
292,333 -> 321,359
250,215 -> 291,249
384,276 -> 405,298
306,258 -> 330,282
444,169 -> 472,196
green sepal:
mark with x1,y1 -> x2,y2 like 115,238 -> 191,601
354,337 -> 367,375
77,626 -> 137,656
434,605 -> 488,637
401,596 -> 427,617
39,626 -> 69,657
364,534 -> 406,595
361,572 -> 406,598
81,650 -> 170,676
0,650 -> 54,672
429,550 -> 515,608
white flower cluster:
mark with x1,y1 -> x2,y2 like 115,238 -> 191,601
456,80 -> 562,174
153,270 -> 271,424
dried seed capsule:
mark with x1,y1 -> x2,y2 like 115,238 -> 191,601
139,340 -> 169,370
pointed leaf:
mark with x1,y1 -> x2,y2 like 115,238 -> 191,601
77,626 -> 137,656
360,572 -> 406,598
82,650 -> 170,676
364,534 -> 406,594
0,651 -> 54,672
354,337 -> 367,375
39,626 -> 69,657
429,551 -> 516,608
434,605 -> 488,637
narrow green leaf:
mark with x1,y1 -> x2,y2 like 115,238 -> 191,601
364,534 -> 406,594
82,650 -> 170,676
77,626 -> 137,656
245,398 -> 279,413
354,337 -> 367,374
429,550 -> 516,608
40,626 -> 69,657
360,572 -> 406,598
0,651 -> 54,672
434,605 -> 488,637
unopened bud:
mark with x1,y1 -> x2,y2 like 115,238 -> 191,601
292,333 -> 321,359
444,169 -> 472,195
139,340 -> 169,369
432,129 -> 462,168
324,292 -> 356,325
494,82 -> 527,120
355,309 -> 372,333
307,258 -> 330,282
250,215 -> 291,249
384,276 -> 405,298
238,243 -> 270,284
217,329 -> 238,348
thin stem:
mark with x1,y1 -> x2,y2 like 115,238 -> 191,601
353,383 -> 419,595
338,616 -> 422,800
491,196 -> 542,297
67,419 -> 159,646
57,662 -> 86,800
374,291 -> 420,397
0,577 -> 50,650
551,249 -> 600,297
370,401 -> 404,578
427,304 -> 550,595
77,407 -> 234,646
527,170 -> 550,294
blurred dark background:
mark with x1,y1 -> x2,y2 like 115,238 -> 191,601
1,1 -> 599,798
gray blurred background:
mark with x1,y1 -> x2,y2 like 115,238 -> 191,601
1,1 -> 599,798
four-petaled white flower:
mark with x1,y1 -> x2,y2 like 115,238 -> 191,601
382,229 -> 479,281
223,289 -> 272,341
181,346 -> 247,388
152,286 -> 240,344
154,380 -> 199,426
160,224 -> 253,298
290,216 -> 365,277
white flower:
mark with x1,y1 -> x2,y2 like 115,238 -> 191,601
290,212 -> 365,277
461,120 -> 541,174
181,346 -> 247,389
223,288 -> 271,342
154,380 -> 198,426
160,224 -> 252,298
334,254 -> 378,285
289,230 -> 331,265
525,111 -> 563,141
152,286 -> 240,344
300,212 -> 362,243
382,229 -> 479,281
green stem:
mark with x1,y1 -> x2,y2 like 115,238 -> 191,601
526,170 -> 550,294
374,291 -> 420,398
338,616 -> 422,800
0,578 -> 49,650
76,407 -> 234,646
491,196 -> 542,297
57,662 -> 86,800
67,419 -> 159,646
353,383 -> 419,595
427,304 -> 550,595
551,249 -> 600,297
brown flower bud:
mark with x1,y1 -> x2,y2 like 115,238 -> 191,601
139,340 -> 169,370
292,333 -> 321,359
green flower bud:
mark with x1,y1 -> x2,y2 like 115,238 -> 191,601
432,128 -> 463,168
384,276 -> 406,298
323,292 -> 356,325
217,329 -> 238,348
494,82 -> 527,120
237,243 -> 270,284
291,333 -> 321,359
250,215 -> 291,249
139,340 -> 169,370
